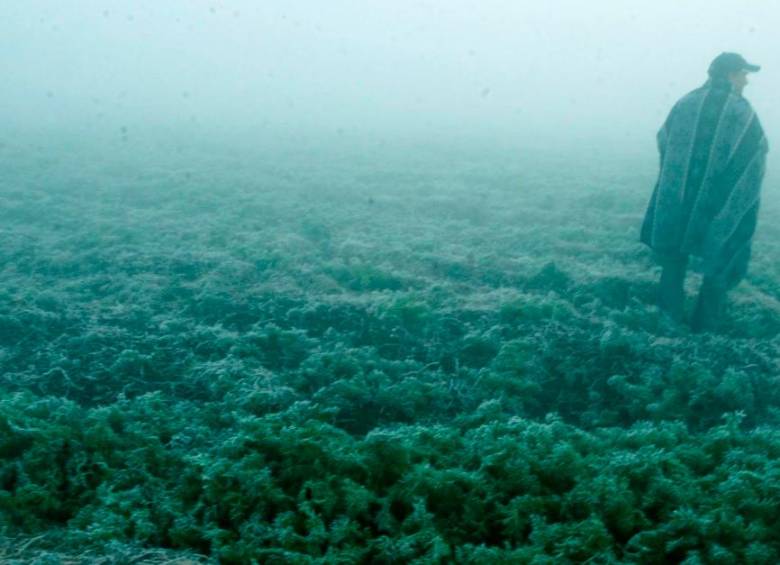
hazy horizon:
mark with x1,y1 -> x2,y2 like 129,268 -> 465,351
2,1 -> 778,165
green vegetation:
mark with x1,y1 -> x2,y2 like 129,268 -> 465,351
2,136 -> 780,562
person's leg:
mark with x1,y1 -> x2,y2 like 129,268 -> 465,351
657,253 -> 688,322
691,277 -> 727,333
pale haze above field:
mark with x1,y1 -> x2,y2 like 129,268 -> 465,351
2,0 -> 779,156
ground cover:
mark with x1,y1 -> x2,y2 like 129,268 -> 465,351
2,135 -> 780,563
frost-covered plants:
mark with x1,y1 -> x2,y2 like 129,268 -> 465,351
3,391 -> 780,563
3,139 -> 780,561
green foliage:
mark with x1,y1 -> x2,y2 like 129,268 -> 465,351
3,141 -> 780,560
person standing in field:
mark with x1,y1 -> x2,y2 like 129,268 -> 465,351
641,52 -> 769,332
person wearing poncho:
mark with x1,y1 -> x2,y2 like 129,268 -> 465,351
640,52 -> 769,332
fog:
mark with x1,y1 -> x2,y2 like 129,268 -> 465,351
2,1 -> 779,156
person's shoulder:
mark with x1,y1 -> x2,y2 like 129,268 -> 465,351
663,87 -> 705,124
673,85 -> 708,112
673,85 -> 758,120
724,93 -> 768,151
726,92 -> 756,117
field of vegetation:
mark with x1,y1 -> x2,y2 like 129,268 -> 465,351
2,132 -> 780,563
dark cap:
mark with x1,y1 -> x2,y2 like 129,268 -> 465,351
708,52 -> 761,77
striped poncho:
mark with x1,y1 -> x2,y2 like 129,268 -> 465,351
640,78 -> 769,289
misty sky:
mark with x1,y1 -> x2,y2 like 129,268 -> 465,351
2,1 -> 779,153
